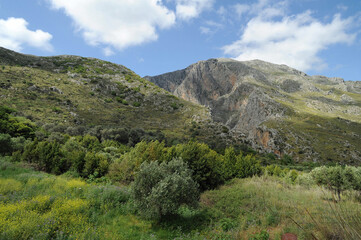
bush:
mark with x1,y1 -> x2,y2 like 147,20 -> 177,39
132,101 -> 141,107
0,134 -> 13,155
235,154 -> 262,179
108,141 -> 166,183
174,141 -> 224,191
0,106 -> 36,139
83,152 -> 110,178
132,158 -> 199,220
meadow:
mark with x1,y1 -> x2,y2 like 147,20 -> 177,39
1,156 -> 360,240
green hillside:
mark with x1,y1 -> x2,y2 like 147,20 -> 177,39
0,47 -> 209,140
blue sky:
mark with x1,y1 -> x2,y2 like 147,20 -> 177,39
0,0 -> 360,81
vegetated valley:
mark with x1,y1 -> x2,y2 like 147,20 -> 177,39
0,47 -> 361,240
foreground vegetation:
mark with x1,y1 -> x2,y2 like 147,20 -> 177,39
1,157 -> 361,239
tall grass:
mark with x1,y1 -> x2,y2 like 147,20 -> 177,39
1,157 -> 360,239
200,175 -> 361,239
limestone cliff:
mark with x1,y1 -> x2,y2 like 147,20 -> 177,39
146,58 -> 361,163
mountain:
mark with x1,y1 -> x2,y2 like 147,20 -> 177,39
0,47 -> 215,141
145,58 -> 361,163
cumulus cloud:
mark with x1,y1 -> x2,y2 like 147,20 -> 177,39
176,0 -> 214,21
223,1 -> 356,71
0,17 -> 53,52
48,0 -> 176,51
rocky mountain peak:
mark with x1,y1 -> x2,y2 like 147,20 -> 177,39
146,58 -> 361,163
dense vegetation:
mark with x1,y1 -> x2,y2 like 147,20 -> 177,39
1,105 -> 361,239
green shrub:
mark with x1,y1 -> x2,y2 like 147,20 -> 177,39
288,170 -> 299,183
132,101 -> 141,107
0,106 -> 36,139
223,147 -> 238,179
132,158 -> 199,221
83,152 -> 110,178
175,141 -> 224,191
108,140 -> 166,183
219,218 -> 237,231
235,154 -> 262,179
280,154 -> 294,165
0,134 -> 13,155
170,102 -> 179,110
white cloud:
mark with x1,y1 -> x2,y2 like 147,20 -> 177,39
223,1 -> 356,71
200,26 -> 210,34
337,4 -> 348,12
234,4 -> 250,17
217,6 -> 226,16
48,0 -> 176,52
103,47 -> 114,57
0,17 -> 53,52
176,0 -> 214,20
200,20 -> 223,35
238,0 -> 287,19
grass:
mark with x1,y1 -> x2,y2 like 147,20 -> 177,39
0,157 -> 208,239
200,176 -> 361,239
1,157 -> 360,239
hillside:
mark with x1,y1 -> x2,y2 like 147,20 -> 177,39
146,58 -> 361,163
0,47 -> 213,141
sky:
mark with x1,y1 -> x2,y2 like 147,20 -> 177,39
0,0 -> 360,81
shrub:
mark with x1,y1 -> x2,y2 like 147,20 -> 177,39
132,101 -> 141,107
280,154 -> 294,165
235,154 -> 262,178
170,102 -> 179,110
0,106 -> 36,139
288,169 -> 299,183
175,141 -> 224,191
223,147 -> 238,179
83,152 -> 110,178
107,140 -> 166,183
80,134 -> 102,151
0,134 -> 13,155
132,158 -> 199,220
100,128 -> 129,144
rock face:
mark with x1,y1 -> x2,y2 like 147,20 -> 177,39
146,58 -> 361,163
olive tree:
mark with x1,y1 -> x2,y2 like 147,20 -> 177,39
132,158 -> 199,220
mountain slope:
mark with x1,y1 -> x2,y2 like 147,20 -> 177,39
0,47 -> 211,140
146,58 -> 361,163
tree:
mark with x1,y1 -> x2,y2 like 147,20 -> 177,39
223,147 -> 238,179
311,165 -> 352,201
132,158 -> 199,221
327,165 -> 345,201
235,154 -> 262,178
175,141 -> 224,191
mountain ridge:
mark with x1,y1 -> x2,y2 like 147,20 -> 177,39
146,58 -> 361,163
0,47 -> 222,144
